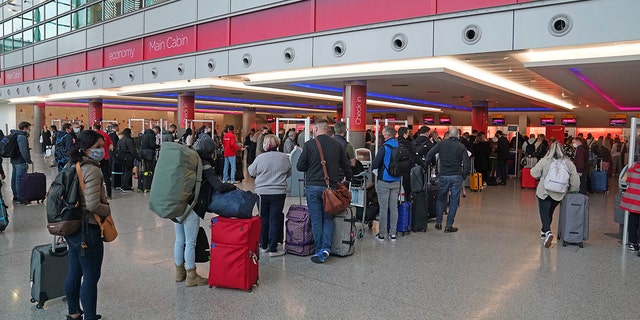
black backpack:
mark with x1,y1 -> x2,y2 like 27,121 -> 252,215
384,143 -> 412,177
0,134 -> 19,158
525,141 -> 536,157
55,133 -> 69,165
46,165 -> 84,236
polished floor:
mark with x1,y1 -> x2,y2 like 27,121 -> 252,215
1,155 -> 638,320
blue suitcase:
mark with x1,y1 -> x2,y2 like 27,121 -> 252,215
388,202 -> 412,236
590,170 -> 608,193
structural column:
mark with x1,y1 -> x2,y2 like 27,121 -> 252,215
177,92 -> 195,129
33,102 -> 45,153
343,80 -> 367,149
471,100 -> 489,134
88,98 -> 103,127
242,107 -> 256,136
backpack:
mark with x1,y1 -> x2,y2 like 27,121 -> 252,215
0,134 -> 19,158
410,165 -> 425,192
384,143 -> 412,177
543,159 -> 571,193
54,133 -> 69,165
149,143 -> 203,223
46,165 -> 84,236
525,141 -> 536,157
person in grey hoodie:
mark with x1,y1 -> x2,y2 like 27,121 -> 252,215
10,122 -> 33,204
248,134 -> 292,257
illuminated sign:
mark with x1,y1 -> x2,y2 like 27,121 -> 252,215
439,115 -> 451,125
610,118 -> 627,127
540,118 -> 555,125
561,118 -> 577,126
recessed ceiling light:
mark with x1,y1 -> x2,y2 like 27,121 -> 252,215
508,67 -> 513,72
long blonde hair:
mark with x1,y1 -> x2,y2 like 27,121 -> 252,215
543,141 -> 566,160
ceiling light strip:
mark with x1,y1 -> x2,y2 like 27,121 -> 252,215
569,68 -> 640,111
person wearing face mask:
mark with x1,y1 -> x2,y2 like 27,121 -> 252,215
92,123 -> 114,199
9,122 -> 33,204
572,137 -> 590,195
64,130 -> 111,320
55,123 -> 75,172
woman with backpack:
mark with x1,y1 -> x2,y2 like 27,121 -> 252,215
64,130 -> 111,320
530,142 -> 580,248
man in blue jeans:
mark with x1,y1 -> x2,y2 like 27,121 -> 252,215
9,122 -> 33,205
297,120 -> 352,264
425,128 -> 470,233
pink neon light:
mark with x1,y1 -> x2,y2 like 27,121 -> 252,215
44,102 -> 242,114
570,68 -> 640,111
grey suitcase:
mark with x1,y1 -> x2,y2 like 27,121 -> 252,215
331,206 -> 356,257
558,193 -> 589,248
30,236 -> 69,309
614,192 -> 626,238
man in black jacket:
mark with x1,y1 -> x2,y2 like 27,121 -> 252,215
139,128 -> 159,192
425,128 -> 470,233
297,120 -> 352,264
495,130 -> 510,185
413,126 -> 433,164
398,127 -> 418,195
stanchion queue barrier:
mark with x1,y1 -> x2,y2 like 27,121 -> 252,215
128,118 -> 148,136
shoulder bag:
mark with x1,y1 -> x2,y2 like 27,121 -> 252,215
314,138 -> 351,215
76,163 -> 118,242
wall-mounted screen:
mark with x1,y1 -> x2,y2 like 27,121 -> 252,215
610,118 -> 627,127
540,118 -> 555,125
561,118 -> 577,126
492,118 -> 505,125
423,117 -> 435,125
266,116 -> 275,123
439,117 -> 451,125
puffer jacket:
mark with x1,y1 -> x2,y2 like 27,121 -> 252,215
78,157 -> 111,225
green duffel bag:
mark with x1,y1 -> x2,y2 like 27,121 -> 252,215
149,143 -> 202,223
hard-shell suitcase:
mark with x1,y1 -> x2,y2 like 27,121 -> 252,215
235,150 -> 244,182
0,197 -> 9,232
411,191 -> 428,232
285,204 -> 314,256
591,170 -> 608,192
558,193 -> 589,247
469,173 -> 483,192
395,202 -> 412,235
426,185 -> 438,219
111,161 -> 123,189
20,172 -> 47,203
521,168 -> 537,189
209,216 -> 260,292
331,207 -> 356,257
30,237 -> 68,309
614,192 -> 625,238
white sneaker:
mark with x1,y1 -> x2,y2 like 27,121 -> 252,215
544,231 -> 554,248
260,248 -> 268,253
540,232 -> 545,241
269,250 -> 286,257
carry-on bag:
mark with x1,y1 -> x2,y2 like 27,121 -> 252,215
285,180 -> 314,256
558,193 -> 589,247
395,202 -> 412,235
0,197 -> 9,232
411,191 -> 428,232
209,216 -> 260,292
19,167 -> 47,203
331,207 -> 356,257
30,236 -> 68,309
469,172 -> 483,192
591,169 -> 608,193
521,167 -> 537,189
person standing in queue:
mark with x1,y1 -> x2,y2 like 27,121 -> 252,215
371,126 -> 403,241
296,120 -> 352,264
572,137 -> 590,195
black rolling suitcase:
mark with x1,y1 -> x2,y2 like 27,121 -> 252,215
0,196 -> 9,232
19,166 -> 47,203
235,150 -> 244,182
111,161 -> 123,190
30,236 -> 69,309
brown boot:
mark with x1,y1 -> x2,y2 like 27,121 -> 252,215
185,268 -> 208,287
175,264 -> 186,282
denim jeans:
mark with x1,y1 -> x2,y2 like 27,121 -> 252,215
306,185 -> 333,254
65,226 -> 104,320
376,180 -> 401,237
11,162 -> 27,201
223,156 -> 236,182
259,193 -> 286,252
174,210 -> 200,269
537,195 -> 560,233
436,175 -> 463,227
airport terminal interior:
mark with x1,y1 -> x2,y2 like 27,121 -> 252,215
1,0 -> 640,318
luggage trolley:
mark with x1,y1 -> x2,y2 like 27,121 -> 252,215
350,171 -> 370,239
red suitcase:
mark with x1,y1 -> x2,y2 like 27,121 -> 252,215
209,216 -> 260,292
521,168 -> 537,189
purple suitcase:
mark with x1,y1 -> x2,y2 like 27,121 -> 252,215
19,172 -> 47,203
285,204 -> 315,256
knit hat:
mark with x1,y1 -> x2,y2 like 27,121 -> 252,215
194,136 -> 216,159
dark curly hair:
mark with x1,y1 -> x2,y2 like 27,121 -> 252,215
68,130 -> 104,164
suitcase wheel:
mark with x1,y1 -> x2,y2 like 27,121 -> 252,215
36,303 -> 43,309
579,243 -> 584,248
562,241 -> 567,247
30,298 -> 36,303
357,229 -> 364,239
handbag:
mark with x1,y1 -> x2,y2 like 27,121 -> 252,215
314,138 -> 352,215
208,189 -> 258,219
76,163 -> 118,242
195,227 -> 210,263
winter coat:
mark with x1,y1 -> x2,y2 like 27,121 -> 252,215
530,156 -> 580,201
621,162 -> 640,214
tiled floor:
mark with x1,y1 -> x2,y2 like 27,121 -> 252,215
1,156 -> 639,319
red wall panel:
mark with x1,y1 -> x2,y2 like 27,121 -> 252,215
144,26 -> 196,60
58,53 -> 87,76
230,1 -> 314,45
4,67 -> 22,84
23,65 -> 34,81
87,48 -> 103,70
0,72 -> 3,86
103,39 -> 143,68
197,19 -> 230,51
436,0 -> 517,14
34,60 -> 57,79
315,0 -> 435,32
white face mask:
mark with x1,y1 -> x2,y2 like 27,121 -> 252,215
73,128 -> 80,133
573,143 -> 579,148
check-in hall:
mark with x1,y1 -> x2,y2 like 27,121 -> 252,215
1,0 -> 640,319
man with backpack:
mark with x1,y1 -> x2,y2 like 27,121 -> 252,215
55,124 -> 74,172
371,126 -> 404,241
7,122 -> 33,204
412,126 -> 433,163
425,128 -> 470,233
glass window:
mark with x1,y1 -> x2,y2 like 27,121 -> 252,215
58,0 -> 72,15
144,0 -> 169,7
87,2 -> 103,25
22,11 -> 34,28
71,0 -> 87,9
33,24 -> 44,42
44,20 -> 56,39
123,0 -> 141,14
33,6 -> 44,24
3,37 -> 13,52
12,17 -> 22,33
72,8 -> 86,30
104,0 -> 122,20
45,1 -> 57,20
23,28 -> 33,46
58,14 -> 70,35
13,33 -> 23,49
3,20 -> 12,36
